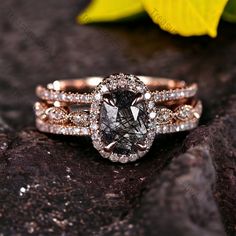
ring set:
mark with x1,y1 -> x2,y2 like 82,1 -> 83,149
34,73 -> 202,163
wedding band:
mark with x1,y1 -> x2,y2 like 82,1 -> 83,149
34,73 -> 202,163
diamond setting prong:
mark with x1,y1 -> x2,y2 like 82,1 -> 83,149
103,94 -> 116,107
104,141 -> 117,152
131,93 -> 144,106
136,143 -> 147,151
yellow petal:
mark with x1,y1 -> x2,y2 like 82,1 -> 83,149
78,0 -> 144,24
142,0 -> 228,37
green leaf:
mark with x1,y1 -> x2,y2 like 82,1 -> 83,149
222,0 -> 236,23
142,0 -> 229,37
77,0 -> 144,24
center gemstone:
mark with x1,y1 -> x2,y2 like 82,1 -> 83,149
99,89 -> 148,155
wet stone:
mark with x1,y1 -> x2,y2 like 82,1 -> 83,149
99,90 -> 149,155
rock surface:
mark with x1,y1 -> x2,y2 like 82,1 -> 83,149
0,1 -> 235,236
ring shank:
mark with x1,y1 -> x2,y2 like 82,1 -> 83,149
48,76 -> 189,93
35,75 -> 201,140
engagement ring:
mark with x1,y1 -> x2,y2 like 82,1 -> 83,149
34,73 -> 202,163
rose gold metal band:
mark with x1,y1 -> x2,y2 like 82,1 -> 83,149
35,75 -> 201,137
36,76 -> 198,104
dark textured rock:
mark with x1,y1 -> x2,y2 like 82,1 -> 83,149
0,0 -> 235,236
100,90 -> 148,155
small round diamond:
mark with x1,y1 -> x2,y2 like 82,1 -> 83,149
148,101 -> 155,109
94,93 -> 102,101
69,112 -> 89,126
110,154 -> 119,162
119,155 -> 129,163
90,123 -> 99,130
149,112 -> 156,119
136,85 -> 145,93
144,92 -> 151,100
175,105 -> 194,121
93,141 -> 102,150
91,132 -> 99,141
118,78 -> 127,88
34,102 -> 47,120
129,154 -> 138,162
81,127 -> 89,135
101,85 -> 108,93
46,107 -> 68,124
156,108 -> 173,124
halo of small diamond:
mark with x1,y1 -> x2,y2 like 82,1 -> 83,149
90,73 -> 156,163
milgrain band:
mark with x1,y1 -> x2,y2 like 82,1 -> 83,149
35,101 -> 202,136
34,73 -> 202,163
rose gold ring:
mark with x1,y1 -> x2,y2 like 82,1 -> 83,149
34,73 -> 202,163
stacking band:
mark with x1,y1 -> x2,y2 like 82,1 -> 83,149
35,73 -> 202,163
36,76 -> 197,104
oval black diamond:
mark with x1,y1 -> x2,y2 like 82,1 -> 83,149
99,89 -> 148,156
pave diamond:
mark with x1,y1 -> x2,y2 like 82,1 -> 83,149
175,105 -> 194,121
156,108 -> 173,124
100,90 -> 148,156
69,111 -> 89,126
34,102 -> 47,120
46,107 -> 68,124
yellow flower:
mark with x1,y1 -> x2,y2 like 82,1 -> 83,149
78,0 -> 143,24
77,0 -> 229,37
